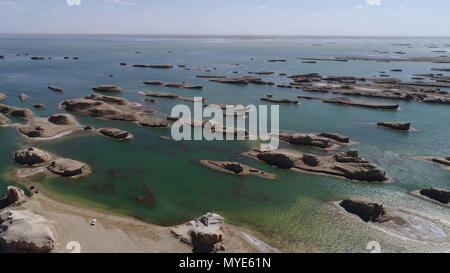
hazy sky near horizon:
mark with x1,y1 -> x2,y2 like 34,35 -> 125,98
0,0 -> 449,36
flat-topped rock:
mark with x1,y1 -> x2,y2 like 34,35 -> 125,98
418,188 -> 450,204
196,75 -> 227,78
61,94 -> 144,122
132,64 -> 173,69
98,127 -> 132,140
164,82 -> 203,89
416,156 -> 450,169
342,56 -> 450,63
323,96 -> 399,110
92,85 -> 122,92
170,213 -> 225,253
246,148 -> 390,183
339,198 -> 387,222
33,104 -> 46,109
0,104 -> 34,119
19,113 -> 83,139
279,133 -> 331,149
319,133 -> 350,143
377,122 -> 411,131
249,71 -> 275,75
143,80 -> 165,85
200,160 -> 276,179
261,97 -> 298,104
298,95 -> 399,110
14,147 -> 91,179
267,59 -> 287,62
139,91 -> 205,102
210,78 -> 249,84
47,158 -> 91,178
48,86 -> 64,92
139,116 -> 169,128
30,56 -> 45,60
0,210 -> 55,253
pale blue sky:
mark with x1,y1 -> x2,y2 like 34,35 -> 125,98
0,0 -> 449,36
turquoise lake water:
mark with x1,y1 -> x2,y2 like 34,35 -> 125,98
1,35 -> 449,252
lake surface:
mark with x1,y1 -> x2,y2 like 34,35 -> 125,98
1,35 -> 449,252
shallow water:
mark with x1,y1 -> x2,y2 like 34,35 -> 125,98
1,35 -> 450,252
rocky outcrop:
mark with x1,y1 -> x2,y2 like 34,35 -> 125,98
210,78 -> 249,85
164,82 -> 203,89
342,56 -> 450,63
0,210 -> 55,253
279,133 -> 331,149
98,127 -> 132,140
0,93 -> 6,101
0,113 -> 11,125
139,116 -> 169,128
318,133 -> 350,143
139,91 -> 204,103
47,158 -> 91,178
377,122 -> 411,131
415,156 -> 450,169
33,104 -> 46,109
246,148 -> 390,183
14,147 -> 54,166
302,154 -> 320,166
143,80 -> 165,85
256,151 -> 298,169
132,64 -> 173,69
48,113 -> 77,125
0,104 -> 33,119
170,213 -> 225,253
196,75 -> 227,79
419,188 -> 450,204
315,96 -> 399,110
92,85 -> 122,92
339,198 -> 386,222
61,94 -> 166,129
261,97 -> 299,104
19,113 -> 83,139
48,86 -> 64,92
200,160 -> 276,179
0,186 -> 26,208
30,56 -> 45,60
267,59 -> 287,62
14,147 -> 91,178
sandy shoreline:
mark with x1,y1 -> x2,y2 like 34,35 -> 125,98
9,188 -> 277,253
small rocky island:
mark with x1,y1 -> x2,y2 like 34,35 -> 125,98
98,127 -> 133,140
200,160 -> 276,179
92,85 -> 123,92
415,156 -> 450,170
339,198 -> 387,222
14,147 -> 91,178
377,122 -> 411,131
413,187 -> 450,205
19,113 -> 85,139
245,149 -> 390,183
279,132 -> 351,149
60,94 -> 169,128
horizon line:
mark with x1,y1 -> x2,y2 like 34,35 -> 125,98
1,33 -> 450,39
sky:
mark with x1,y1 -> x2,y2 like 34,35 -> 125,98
0,0 -> 449,36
